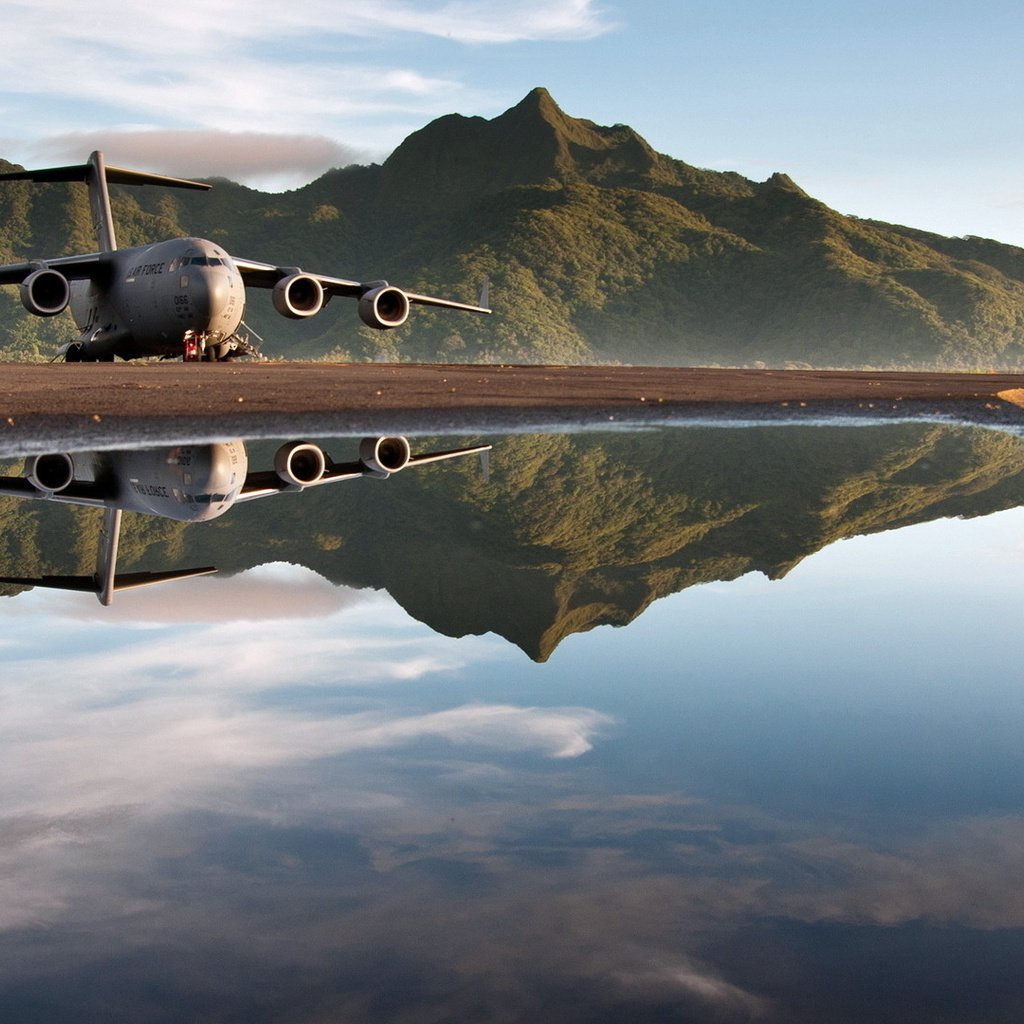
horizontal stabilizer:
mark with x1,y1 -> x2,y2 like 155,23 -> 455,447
105,166 -> 211,191
0,161 -> 96,184
0,574 -> 100,594
0,159 -> 210,191
0,567 -> 217,604
109,567 -> 219,592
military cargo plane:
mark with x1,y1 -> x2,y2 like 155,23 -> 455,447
0,151 -> 490,362
0,435 -> 490,604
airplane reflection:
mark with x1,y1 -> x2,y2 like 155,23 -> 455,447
0,436 -> 490,605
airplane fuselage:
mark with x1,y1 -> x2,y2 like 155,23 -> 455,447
98,442 -> 248,520
1,150 -> 491,363
70,238 -> 246,360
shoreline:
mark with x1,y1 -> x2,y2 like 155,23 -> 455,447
1,362 -> 1023,452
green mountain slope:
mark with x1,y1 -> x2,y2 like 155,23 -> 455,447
4,88 -> 1024,367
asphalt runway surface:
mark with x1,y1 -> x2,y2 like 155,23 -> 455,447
1,362 -> 1023,453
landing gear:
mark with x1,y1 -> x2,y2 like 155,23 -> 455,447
206,338 -> 259,362
64,342 -> 103,363
181,329 -> 263,362
62,341 -> 113,363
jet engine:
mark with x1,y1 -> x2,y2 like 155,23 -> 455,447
272,274 -> 325,319
358,285 -> 410,329
273,441 -> 327,487
28,452 -> 74,493
359,435 -> 411,476
20,267 -> 71,317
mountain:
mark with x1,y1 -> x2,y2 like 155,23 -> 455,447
3,423 -> 1024,660
3,88 -> 1024,367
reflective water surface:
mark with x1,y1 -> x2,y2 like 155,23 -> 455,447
2,422 -> 1024,1022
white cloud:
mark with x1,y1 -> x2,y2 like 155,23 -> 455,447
26,0 -> 616,47
30,131 -> 365,188
346,0 -> 616,43
0,1 -> 614,178
615,962 -> 766,1016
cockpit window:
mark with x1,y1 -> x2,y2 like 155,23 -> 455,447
185,493 -> 229,504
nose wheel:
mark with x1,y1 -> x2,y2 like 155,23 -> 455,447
183,330 -> 262,362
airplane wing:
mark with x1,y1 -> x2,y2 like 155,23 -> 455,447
0,252 -> 105,286
235,442 -> 492,503
0,474 -> 111,507
233,257 -> 492,315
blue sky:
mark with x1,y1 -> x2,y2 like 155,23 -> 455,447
2,0 -> 1022,245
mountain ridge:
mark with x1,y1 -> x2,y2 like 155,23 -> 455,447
2,89 -> 1024,367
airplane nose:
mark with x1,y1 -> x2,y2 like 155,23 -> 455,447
189,269 -> 229,321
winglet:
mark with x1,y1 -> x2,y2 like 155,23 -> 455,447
0,567 -> 218,605
479,276 -> 490,311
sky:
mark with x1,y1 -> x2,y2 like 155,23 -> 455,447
1,0 -> 1023,245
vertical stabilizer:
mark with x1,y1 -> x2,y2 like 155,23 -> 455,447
87,151 -> 117,252
0,151 -> 210,254
0,504 -> 215,605
95,506 -> 122,604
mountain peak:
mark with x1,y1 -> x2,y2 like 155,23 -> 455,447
763,171 -> 807,195
512,86 -> 560,115
501,86 -> 578,134
381,87 -> 672,201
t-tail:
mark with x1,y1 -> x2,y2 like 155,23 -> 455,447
0,151 -> 210,252
0,508 -> 216,605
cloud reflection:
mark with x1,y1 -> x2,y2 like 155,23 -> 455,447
3,515 -> 1024,1020
0,571 -> 608,822
0,569 -> 615,976
57,562 -> 367,624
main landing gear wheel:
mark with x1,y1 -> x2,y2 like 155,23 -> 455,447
64,343 -> 105,363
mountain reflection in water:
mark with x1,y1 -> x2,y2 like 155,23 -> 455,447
0,422 -> 1023,1022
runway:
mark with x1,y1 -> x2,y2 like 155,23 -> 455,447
1,362 -> 1023,452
